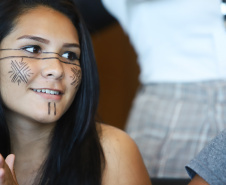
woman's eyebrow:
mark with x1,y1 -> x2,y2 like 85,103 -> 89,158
63,43 -> 80,48
17,35 -> 80,49
17,35 -> 50,44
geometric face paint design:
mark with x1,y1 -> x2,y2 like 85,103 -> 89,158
8,58 -> 34,85
48,102 -> 56,116
70,67 -> 82,89
0,49 -> 80,66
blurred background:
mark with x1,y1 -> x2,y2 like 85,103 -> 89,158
75,0 -> 139,129
73,0 -> 226,181
93,25 -> 139,129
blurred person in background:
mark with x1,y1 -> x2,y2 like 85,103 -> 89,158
100,0 -> 226,178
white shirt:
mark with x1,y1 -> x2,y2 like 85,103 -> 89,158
102,0 -> 226,84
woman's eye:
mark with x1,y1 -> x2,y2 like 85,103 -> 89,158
22,45 -> 41,54
62,51 -> 78,61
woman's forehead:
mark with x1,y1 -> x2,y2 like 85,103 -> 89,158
8,6 -> 79,45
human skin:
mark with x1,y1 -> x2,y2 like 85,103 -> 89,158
0,5 -> 152,185
188,175 -> 209,185
0,5 -> 81,184
0,7 -> 81,125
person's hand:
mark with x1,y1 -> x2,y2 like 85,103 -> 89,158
0,154 -> 18,185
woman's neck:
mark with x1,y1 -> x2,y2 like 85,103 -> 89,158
10,123 -> 53,155
6,109 -> 55,153
6,115 -> 55,185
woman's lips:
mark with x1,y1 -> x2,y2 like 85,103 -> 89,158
31,88 -> 63,100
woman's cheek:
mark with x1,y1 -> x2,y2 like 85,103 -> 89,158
70,66 -> 82,90
8,58 -> 34,86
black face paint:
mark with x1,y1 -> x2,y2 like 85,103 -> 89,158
54,102 -> 56,116
70,67 -> 82,89
48,102 -> 57,116
0,49 -> 80,66
8,58 -> 33,85
48,102 -> 51,115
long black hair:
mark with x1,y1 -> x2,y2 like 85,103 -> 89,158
0,0 -> 104,184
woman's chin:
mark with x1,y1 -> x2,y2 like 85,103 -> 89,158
32,113 -> 61,124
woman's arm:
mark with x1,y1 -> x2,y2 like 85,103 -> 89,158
100,124 -> 151,185
188,175 -> 209,185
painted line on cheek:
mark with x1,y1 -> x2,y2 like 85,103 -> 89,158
9,58 -> 33,86
0,55 -> 80,66
70,67 -> 82,89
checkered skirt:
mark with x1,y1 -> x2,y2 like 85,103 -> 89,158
126,81 -> 226,177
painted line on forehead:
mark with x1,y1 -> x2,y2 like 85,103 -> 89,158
0,56 -> 80,66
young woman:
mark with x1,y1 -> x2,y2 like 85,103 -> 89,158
0,0 -> 151,184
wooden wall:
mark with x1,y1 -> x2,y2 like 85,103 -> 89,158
92,23 -> 140,129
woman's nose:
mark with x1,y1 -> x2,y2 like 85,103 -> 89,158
41,57 -> 64,80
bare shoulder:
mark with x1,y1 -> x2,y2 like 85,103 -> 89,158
99,123 -> 152,185
99,123 -> 135,147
